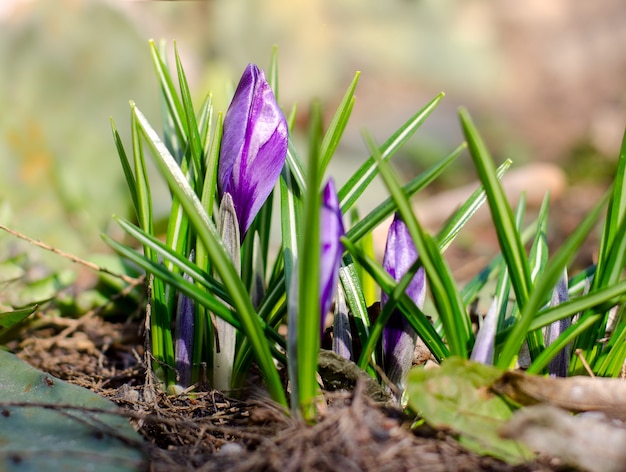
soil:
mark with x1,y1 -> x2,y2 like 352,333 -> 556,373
7,309 -> 572,472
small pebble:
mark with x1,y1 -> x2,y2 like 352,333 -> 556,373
218,443 -> 244,455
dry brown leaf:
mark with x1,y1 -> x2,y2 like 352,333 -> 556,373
501,404 -> 626,472
493,371 -> 626,420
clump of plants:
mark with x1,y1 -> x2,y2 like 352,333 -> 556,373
106,41 -> 626,458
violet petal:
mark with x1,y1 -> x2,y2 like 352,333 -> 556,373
218,64 -> 288,237
381,214 -> 426,395
319,178 -> 345,333
175,251 -> 196,388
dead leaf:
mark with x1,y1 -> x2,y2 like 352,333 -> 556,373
406,358 -> 533,464
493,370 -> 626,420
502,404 -> 626,472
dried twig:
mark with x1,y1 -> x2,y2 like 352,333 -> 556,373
0,224 -> 141,285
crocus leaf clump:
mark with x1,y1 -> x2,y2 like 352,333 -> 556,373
108,42 -> 626,424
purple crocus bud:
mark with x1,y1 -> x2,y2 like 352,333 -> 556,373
175,251 -> 196,389
470,297 -> 500,365
545,269 -> 570,377
382,214 -> 426,399
320,178 -> 345,333
218,64 -> 288,237
332,282 -> 353,360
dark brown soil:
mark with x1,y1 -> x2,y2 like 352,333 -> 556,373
7,309 -> 573,472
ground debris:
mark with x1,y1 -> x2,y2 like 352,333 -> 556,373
493,370 -> 626,420
10,312 -> 570,472
502,404 -> 626,472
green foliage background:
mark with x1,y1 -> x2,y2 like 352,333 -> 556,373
0,0 -> 159,262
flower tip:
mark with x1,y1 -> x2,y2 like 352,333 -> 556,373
382,213 -> 424,308
242,63 -> 261,81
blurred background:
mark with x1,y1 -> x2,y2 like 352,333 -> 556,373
0,0 -> 624,265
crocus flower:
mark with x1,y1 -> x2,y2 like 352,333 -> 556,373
320,178 -> 345,333
382,214 -> 426,399
218,64 -> 288,238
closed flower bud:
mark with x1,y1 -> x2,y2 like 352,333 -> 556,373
218,64 -> 288,238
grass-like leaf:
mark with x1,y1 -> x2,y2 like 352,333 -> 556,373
346,143 -> 465,245
130,101 -> 175,384
106,235 -> 233,325
149,40 -> 185,147
114,217 -> 229,301
350,208 -> 377,306
105,235 -> 287,354
528,281 -> 626,333
460,109 -> 531,315
131,104 -> 286,406
296,101 -> 323,419
0,305 -> 37,330
285,139 -> 307,194
319,72 -> 360,177
281,155 -> 304,410
524,194 -> 550,359
436,160 -> 511,252
594,130 -> 626,290
339,259 -> 371,349
502,190 -> 609,370
197,93 -> 214,156
280,166 -> 303,301
573,131 -> 626,370
174,43 -> 204,189
110,119 -> 138,216
595,314 -> 626,377
196,112 -> 222,272
338,93 -> 444,212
